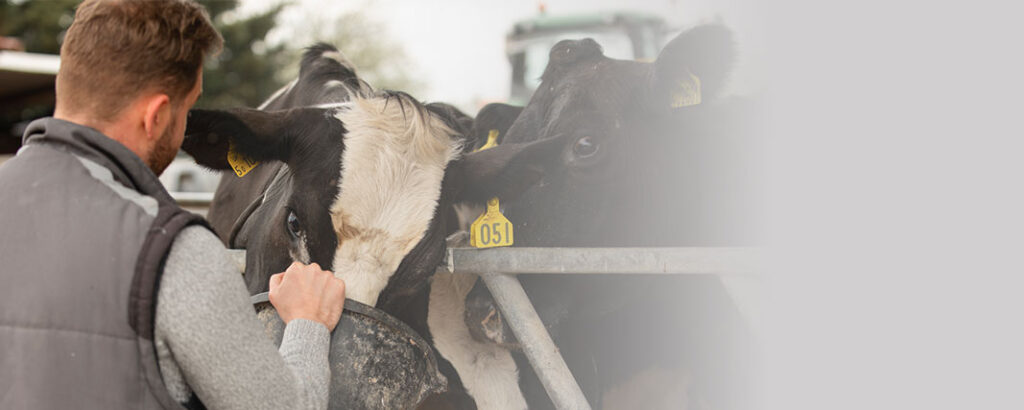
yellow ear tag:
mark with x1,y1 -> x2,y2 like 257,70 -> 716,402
479,129 -> 499,150
470,198 -> 514,248
469,129 -> 514,248
671,72 -> 702,108
227,141 -> 260,177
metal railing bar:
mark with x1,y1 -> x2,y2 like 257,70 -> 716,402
443,247 -> 760,275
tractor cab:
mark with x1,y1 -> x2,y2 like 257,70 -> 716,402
506,11 -> 670,104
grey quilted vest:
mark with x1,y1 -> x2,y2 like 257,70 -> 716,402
0,118 -> 208,409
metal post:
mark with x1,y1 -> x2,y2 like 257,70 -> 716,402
480,271 -> 592,410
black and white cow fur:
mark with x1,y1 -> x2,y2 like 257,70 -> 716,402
181,43 -> 564,409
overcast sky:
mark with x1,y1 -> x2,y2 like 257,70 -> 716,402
238,0 -> 764,113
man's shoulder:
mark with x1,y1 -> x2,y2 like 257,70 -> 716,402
172,224 -> 228,255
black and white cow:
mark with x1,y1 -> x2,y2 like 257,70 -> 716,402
181,43 -> 564,408
459,24 -> 760,410
184,44 -> 533,308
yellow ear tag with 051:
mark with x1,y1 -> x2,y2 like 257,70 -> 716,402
470,129 -> 514,248
227,141 -> 259,177
671,71 -> 702,108
470,198 -> 514,248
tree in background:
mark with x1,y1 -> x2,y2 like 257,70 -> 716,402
279,6 -> 423,94
195,0 -> 289,109
0,0 -> 78,53
0,0 -> 289,109
1,0 -> 420,106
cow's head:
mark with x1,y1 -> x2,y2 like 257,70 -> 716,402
183,92 -> 559,311
492,24 -> 755,247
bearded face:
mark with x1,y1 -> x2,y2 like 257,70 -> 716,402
148,115 -> 185,177
150,70 -> 202,176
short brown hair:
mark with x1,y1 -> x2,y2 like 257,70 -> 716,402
56,0 -> 223,121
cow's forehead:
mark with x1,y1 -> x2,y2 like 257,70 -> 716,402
506,59 -> 650,144
326,94 -> 462,306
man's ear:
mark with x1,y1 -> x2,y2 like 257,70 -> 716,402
449,135 -> 565,204
650,24 -> 736,110
142,93 -> 171,141
181,107 -> 333,170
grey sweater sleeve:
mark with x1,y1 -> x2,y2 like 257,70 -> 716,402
154,226 -> 331,410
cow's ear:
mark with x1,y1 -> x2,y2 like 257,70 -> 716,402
425,102 -> 474,139
650,24 -> 736,110
468,103 -> 524,152
182,107 -> 330,170
450,135 -> 564,204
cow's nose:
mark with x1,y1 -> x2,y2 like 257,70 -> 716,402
549,38 -> 603,67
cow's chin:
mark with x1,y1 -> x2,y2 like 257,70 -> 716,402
332,257 -> 397,307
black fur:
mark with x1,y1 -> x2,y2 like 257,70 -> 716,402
466,24 -> 758,410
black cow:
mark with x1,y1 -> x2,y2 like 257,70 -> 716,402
461,24 -> 760,410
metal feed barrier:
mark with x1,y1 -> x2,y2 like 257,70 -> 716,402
227,247 -> 761,410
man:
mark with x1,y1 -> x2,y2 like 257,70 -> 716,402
0,1 -> 346,409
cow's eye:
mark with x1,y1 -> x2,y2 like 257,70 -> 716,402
573,136 -> 599,158
286,210 -> 301,238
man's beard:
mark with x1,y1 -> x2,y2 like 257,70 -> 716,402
148,126 -> 178,176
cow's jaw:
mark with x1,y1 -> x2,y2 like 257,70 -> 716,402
328,95 -> 461,306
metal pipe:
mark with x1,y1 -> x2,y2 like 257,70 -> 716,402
227,247 -> 759,277
446,247 -> 759,275
480,271 -> 592,410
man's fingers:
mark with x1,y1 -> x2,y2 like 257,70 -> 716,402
270,261 -> 345,330
267,272 -> 285,305
330,277 -> 346,300
268,272 -> 284,290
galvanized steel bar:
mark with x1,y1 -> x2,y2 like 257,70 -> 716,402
480,271 -> 592,410
445,247 -> 759,275
228,246 -> 757,409
229,247 -> 759,277
169,191 -> 215,207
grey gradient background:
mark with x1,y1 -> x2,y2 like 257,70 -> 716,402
760,0 -> 1024,409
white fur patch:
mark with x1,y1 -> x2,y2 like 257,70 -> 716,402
328,95 -> 462,305
428,273 -> 528,410
312,102 -> 355,110
323,80 -> 345,89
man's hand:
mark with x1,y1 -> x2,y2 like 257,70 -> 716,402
268,262 -> 346,332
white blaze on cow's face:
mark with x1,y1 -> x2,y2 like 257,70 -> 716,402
329,96 -> 462,305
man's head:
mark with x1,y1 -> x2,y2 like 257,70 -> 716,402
55,0 -> 222,174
